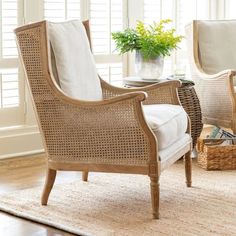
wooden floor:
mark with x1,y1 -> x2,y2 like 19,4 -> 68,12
0,154 -> 82,236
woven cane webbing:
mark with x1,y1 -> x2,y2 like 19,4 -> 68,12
193,75 -> 234,123
142,86 -> 174,105
101,79 -> 179,106
16,23 -> 152,166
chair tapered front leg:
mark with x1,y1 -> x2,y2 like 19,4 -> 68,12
41,168 -> 57,205
184,151 -> 192,187
232,123 -> 236,135
150,176 -> 160,219
82,171 -> 88,181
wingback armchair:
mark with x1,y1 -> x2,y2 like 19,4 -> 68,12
185,20 -> 236,133
15,20 -> 192,219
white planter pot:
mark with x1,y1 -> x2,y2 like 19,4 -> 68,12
135,51 -> 164,80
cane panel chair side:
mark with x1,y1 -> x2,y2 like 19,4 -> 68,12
186,21 -> 236,133
100,78 -> 182,105
15,21 -> 157,169
15,20 -> 192,219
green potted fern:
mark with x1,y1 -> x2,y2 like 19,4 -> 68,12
112,19 -> 183,80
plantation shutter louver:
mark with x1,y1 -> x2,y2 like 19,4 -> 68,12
90,0 -> 124,84
0,0 -> 19,109
44,0 -> 80,21
0,0 -> 24,127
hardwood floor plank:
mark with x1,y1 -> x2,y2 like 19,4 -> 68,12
0,154 -> 81,236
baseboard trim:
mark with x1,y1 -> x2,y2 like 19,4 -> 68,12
1,149 -> 45,160
0,125 -> 44,159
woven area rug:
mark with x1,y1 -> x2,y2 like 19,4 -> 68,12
0,161 -> 236,236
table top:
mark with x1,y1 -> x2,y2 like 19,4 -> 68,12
123,76 -> 164,87
123,76 -> 194,87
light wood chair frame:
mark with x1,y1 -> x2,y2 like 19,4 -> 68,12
186,20 -> 236,133
15,20 -> 192,219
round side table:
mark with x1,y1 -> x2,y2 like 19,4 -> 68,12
123,76 -> 203,148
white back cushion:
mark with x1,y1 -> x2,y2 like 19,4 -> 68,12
198,20 -> 236,75
48,20 -> 102,101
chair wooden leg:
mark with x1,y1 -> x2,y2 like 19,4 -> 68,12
82,171 -> 88,181
150,176 -> 160,219
232,124 -> 236,135
41,168 -> 57,205
184,151 -> 192,187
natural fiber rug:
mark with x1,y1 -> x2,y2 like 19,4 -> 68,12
0,161 -> 236,236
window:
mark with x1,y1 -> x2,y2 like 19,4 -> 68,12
225,0 -> 236,19
44,0 -> 80,21
143,0 -> 211,76
0,0 -> 24,127
90,0 -> 126,85
43,0 -> 127,85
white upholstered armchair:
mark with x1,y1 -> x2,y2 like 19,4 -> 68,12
15,20 -> 192,219
186,20 -> 236,133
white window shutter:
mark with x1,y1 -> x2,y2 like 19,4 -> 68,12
1,0 -> 18,58
143,0 -> 210,76
90,0 -> 124,83
0,0 -> 25,127
0,68 -> 19,108
43,0 -> 125,84
176,0 -> 210,75
143,0 -> 174,76
90,0 -> 123,55
0,0 -> 19,109
143,0 -> 161,24
44,0 -> 80,21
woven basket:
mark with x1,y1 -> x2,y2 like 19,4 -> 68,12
178,81 -> 203,148
197,139 -> 236,170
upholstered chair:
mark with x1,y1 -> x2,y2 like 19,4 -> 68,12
15,20 -> 192,219
185,20 -> 236,133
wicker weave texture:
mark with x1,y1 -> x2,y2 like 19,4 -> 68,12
101,79 -> 179,106
178,83 -> 203,148
197,139 -> 236,170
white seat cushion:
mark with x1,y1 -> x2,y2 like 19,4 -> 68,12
159,134 -> 191,162
48,20 -> 102,101
143,104 -> 188,150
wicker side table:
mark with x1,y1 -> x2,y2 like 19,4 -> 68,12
177,81 -> 203,148
123,77 -> 203,148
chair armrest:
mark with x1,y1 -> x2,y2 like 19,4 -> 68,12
101,79 -> 181,105
192,68 -> 235,99
58,89 -> 147,107
194,68 -> 236,82
40,85 -> 157,167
